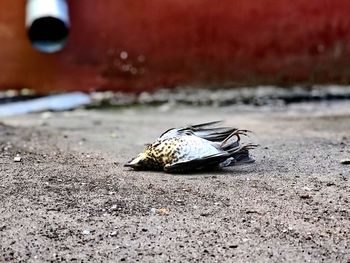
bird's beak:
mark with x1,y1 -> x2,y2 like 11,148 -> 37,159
124,154 -> 144,168
124,162 -> 140,168
124,160 -> 139,168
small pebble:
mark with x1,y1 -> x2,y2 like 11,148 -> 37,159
110,231 -> 117,237
157,208 -> 170,216
82,230 -> 90,235
150,208 -> 157,215
340,159 -> 350,165
302,186 -> 311,191
14,155 -> 22,162
299,194 -> 311,199
200,212 -> 211,217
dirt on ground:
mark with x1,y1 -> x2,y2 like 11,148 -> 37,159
0,101 -> 349,262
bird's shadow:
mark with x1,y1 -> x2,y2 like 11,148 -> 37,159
172,167 -> 257,177
124,164 -> 258,177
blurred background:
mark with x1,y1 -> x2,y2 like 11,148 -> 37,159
1,0 -> 350,112
1,0 -> 350,91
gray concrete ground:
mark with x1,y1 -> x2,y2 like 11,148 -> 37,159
0,100 -> 349,262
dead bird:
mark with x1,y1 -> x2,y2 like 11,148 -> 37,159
125,122 -> 257,173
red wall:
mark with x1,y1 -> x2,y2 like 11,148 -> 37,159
0,0 -> 350,92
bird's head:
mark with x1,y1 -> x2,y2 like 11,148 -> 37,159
125,151 -> 151,170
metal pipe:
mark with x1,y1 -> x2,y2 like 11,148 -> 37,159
26,0 -> 70,53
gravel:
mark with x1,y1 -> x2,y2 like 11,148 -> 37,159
1,100 -> 349,262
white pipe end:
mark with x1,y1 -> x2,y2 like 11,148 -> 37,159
26,0 -> 70,53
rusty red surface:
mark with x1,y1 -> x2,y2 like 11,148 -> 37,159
0,0 -> 350,93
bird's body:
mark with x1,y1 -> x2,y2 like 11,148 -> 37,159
125,121 -> 256,173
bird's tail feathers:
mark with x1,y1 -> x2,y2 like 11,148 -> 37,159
225,143 -> 258,166
220,129 -> 250,150
183,121 -> 238,142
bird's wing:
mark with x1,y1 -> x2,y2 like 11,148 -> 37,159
187,120 -> 222,128
160,121 -> 238,142
163,152 -> 230,173
190,127 -> 238,142
159,121 -> 222,139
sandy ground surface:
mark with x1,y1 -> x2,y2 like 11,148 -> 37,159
0,101 -> 350,262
